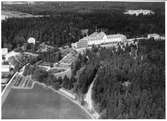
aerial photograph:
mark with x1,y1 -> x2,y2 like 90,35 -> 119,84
1,0 -> 165,119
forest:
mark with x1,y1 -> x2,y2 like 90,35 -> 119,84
21,38 -> 165,118
73,39 -> 165,119
2,3 -> 165,118
2,9 -> 165,51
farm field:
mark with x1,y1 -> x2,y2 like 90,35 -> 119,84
2,83 -> 90,119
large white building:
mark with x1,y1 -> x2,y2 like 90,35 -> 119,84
72,32 -> 127,49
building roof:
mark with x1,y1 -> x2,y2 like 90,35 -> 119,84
27,37 -> 36,44
107,34 -> 126,39
89,32 -> 106,40
2,65 -> 10,73
89,32 -> 99,37
148,33 -> 160,36
2,48 -> 8,55
81,32 -> 106,41
6,51 -> 20,60
78,32 -> 127,44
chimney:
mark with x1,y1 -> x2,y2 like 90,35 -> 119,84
95,26 -> 97,32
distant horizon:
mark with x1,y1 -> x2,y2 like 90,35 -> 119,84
1,0 -> 165,4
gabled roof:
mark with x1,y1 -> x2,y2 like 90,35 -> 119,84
79,32 -> 126,42
148,33 -> 160,36
89,32 -> 98,37
81,32 -> 106,41
107,34 -> 126,39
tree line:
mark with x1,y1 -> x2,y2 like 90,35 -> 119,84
2,11 -> 165,51
74,39 -> 165,119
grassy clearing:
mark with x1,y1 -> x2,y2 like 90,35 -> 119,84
2,83 -> 90,119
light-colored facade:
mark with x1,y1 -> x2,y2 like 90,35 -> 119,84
124,9 -> 155,16
147,33 -> 160,40
2,48 -> 8,56
72,32 -> 127,49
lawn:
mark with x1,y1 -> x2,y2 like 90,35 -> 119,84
2,83 -> 90,119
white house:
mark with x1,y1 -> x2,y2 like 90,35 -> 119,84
147,33 -> 160,40
2,48 -> 8,56
27,37 -> 36,45
71,42 -> 77,48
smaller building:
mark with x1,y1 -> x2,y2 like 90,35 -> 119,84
71,43 -> 77,48
2,48 -> 8,62
124,9 -> 155,16
2,48 -> 8,55
160,36 -> 165,40
1,62 -> 14,84
2,64 -> 10,74
147,33 -> 160,40
27,37 -> 36,45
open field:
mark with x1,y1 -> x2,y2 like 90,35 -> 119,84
1,10 -> 45,20
2,83 -> 90,119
